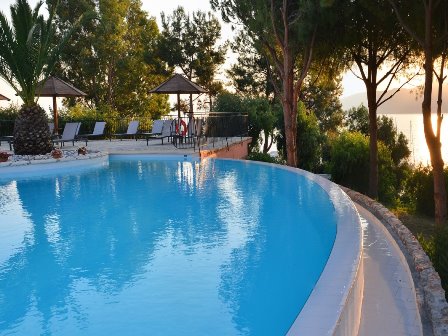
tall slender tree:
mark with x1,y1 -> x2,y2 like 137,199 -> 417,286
0,0 -> 83,154
51,0 -> 169,118
158,7 -> 227,112
344,0 -> 416,199
227,30 -> 276,99
389,0 -> 448,225
211,0 -> 340,167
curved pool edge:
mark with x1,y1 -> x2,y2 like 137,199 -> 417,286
231,160 -> 364,336
0,154 -> 364,335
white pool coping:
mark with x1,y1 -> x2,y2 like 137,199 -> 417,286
240,161 -> 364,336
0,155 -> 364,335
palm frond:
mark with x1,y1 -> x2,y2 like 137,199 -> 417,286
0,0 -> 86,106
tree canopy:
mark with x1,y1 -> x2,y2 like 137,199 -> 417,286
50,0 -> 170,119
158,6 -> 227,110
212,0 -> 346,167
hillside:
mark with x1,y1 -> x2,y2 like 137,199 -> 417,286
341,85 -> 448,114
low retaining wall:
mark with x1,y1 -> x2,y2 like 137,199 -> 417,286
199,138 -> 251,159
0,151 -> 108,178
343,188 -> 448,336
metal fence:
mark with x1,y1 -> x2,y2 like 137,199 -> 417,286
171,112 -> 248,150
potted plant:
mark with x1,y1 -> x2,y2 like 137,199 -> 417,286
0,151 -> 10,162
51,148 -> 63,159
77,146 -> 87,155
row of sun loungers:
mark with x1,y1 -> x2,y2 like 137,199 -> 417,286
1,118 -> 202,150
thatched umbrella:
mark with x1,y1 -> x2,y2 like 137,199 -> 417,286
36,76 -> 87,134
0,93 -> 10,101
149,73 -> 207,119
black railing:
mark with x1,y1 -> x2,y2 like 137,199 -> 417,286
0,112 -> 249,150
0,120 -> 14,137
170,112 -> 248,150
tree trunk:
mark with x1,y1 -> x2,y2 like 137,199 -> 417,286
367,85 -> 378,199
422,18 -> 447,225
389,0 -> 446,225
13,105 -> 53,155
283,49 -> 298,167
262,129 -> 273,153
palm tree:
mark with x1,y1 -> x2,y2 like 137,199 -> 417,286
0,0 -> 82,154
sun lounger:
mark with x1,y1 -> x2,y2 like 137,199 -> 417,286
0,135 -> 13,150
48,122 -> 55,134
52,122 -> 81,147
144,120 -> 164,136
77,121 -> 106,145
111,120 -> 139,140
145,120 -> 174,145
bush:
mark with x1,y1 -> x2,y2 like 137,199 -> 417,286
329,131 -> 397,204
403,165 -> 448,217
296,103 -> 324,172
0,104 -> 20,120
212,91 -> 245,112
0,104 -> 20,136
247,152 -> 281,164
418,227 -> 448,299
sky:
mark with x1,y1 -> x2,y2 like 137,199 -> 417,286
0,0 -> 370,109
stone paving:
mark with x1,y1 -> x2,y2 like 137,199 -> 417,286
357,204 -> 422,335
0,136 -> 250,157
344,188 -> 448,336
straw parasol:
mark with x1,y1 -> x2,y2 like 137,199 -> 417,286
149,73 -> 207,119
36,76 -> 87,134
0,93 -> 10,101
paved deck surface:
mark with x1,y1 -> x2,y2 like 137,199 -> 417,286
357,204 -> 423,336
0,137 -> 248,156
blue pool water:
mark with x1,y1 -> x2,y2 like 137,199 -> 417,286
0,157 -> 336,335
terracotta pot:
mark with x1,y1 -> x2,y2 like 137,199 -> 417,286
51,150 -> 63,159
0,153 -> 10,162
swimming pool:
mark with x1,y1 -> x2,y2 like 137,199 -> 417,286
0,156 -> 341,335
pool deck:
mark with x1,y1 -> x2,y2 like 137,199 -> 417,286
0,136 -> 250,156
357,204 -> 423,336
0,138 -> 431,335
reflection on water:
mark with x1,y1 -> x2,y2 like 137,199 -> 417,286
384,113 -> 448,165
0,158 -> 336,335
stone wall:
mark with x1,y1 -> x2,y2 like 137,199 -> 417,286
343,188 -> 448,336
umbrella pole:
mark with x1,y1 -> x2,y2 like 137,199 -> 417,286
177,93 -> 181,120
53,96 -> 58,135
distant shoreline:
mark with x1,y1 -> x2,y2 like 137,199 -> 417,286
341,86 -> 448,114
379,112 -> 422,115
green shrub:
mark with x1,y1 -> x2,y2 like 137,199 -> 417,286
0,104 -> 20,135
247,152 -> 280,164
212,91 -> 245,112
296,103 -> 324,172
0,104 -> 20,120
403,165 -> 448,217
329,131 -> 397,204
418,227 -> 448,299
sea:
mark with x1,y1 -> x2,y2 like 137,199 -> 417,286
381,113 -> 447,166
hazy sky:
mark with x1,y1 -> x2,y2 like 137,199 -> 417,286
0,0 -> 366,108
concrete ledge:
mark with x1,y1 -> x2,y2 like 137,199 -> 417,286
342,187 -> 448,336
245,163 -> 364,336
